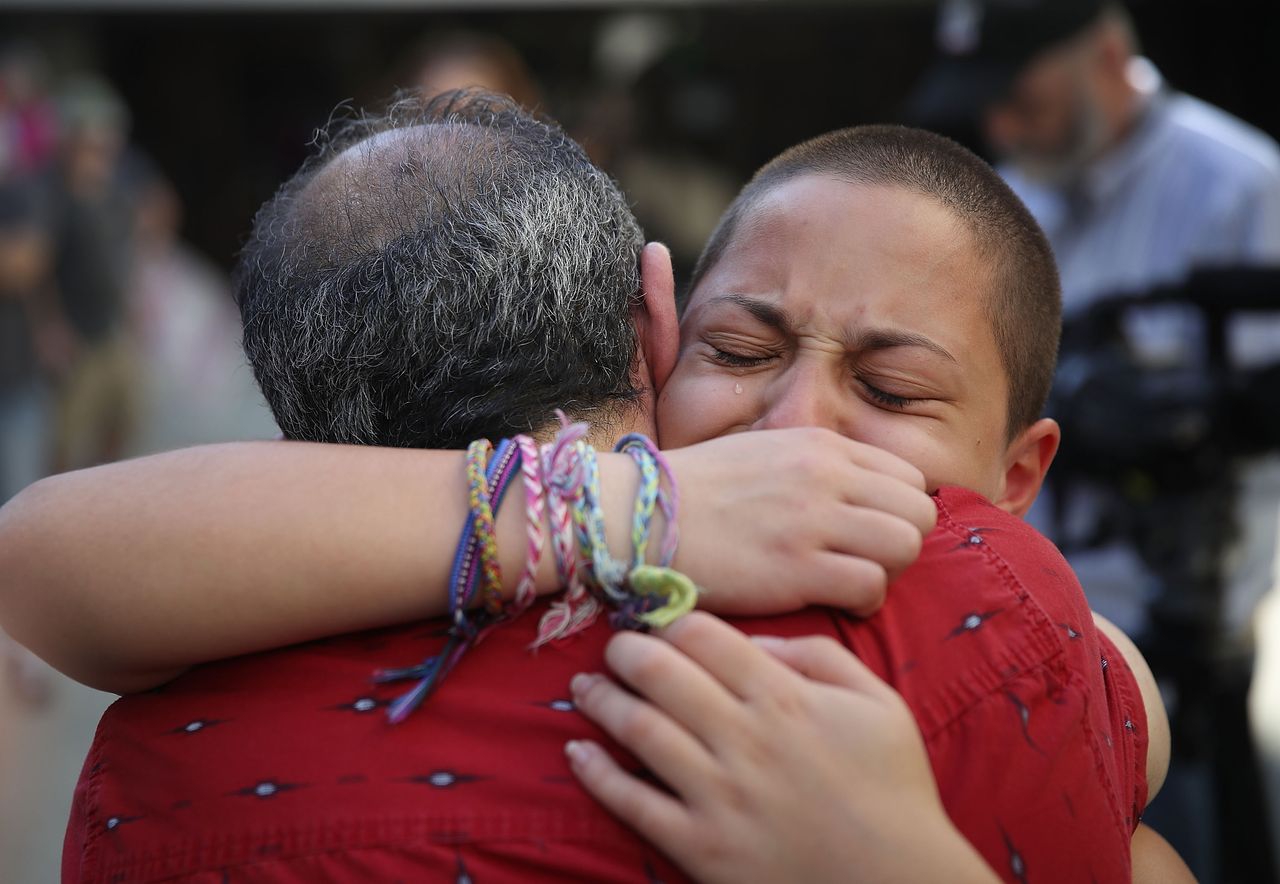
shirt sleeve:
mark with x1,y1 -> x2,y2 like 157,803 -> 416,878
926,658 -> 1135,884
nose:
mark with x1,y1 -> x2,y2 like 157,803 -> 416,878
754,359 -> 843,433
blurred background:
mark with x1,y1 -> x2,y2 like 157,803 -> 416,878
1,1 -> 1278,881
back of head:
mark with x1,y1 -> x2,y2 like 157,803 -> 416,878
235,89 -> 643,448
691,124 -> 1061,440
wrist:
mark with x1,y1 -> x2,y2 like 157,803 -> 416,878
493,440 -> 673,600
492,451 -> 557,600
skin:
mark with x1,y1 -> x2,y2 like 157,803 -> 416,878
658,175 -> 1059,516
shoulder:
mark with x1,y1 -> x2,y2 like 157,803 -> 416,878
869,491 -> 1138,876
843,488 -> 1091,733
1157,93 -> 1280,189
929,486 -> 1091,624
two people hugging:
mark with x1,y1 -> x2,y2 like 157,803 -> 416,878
0,90 -> 1190,882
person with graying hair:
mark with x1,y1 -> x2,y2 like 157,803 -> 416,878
0,90 -> 1189,882
238,93 -> 650,450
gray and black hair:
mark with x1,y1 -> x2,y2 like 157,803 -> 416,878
689,124 -> 1061,441
234,89 -> 645,448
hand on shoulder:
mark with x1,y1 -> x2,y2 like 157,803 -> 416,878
567,611 -> 998,884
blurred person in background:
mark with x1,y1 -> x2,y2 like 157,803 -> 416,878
910,0 -> 1280,371
0,182 -> 53,504
0,181 -> 55,706
572,14 -> 738,284
391,20 -> 738,287
46,75 -> 141,473
397,29 -> 541,111
0,43 -> 58,180
124,162 -> 275,454
910,0 -> 1280,877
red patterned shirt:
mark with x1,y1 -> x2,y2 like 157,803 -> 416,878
64,487 -> 1146,883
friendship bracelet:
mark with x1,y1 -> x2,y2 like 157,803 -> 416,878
536,420 -> 695,641
466,438 -> 518,615
534,414 -> 601,646
456,438 -> 520,623
510,434 -> 545,617
615,433 -> 680,567
542,416 -> 586,589
615,438 -> 661,569
445,439 -> 518,619
606,432 -> 692,630
575,441 -> 632,601
379,437 -> 520,724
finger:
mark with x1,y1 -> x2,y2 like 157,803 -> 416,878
786,550 -> 889,617
600,629 -> 748,731
833,466 -> 938,536
820,506 -> 925,579
657,611 -> 805,704
564,738 -> 694,855
750,634 -> 896,700
570,669 -> 718,791
835,436 -> 928,491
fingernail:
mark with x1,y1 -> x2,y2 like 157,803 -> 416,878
570,672 -> 601,695
564,740 -> 594,765
750,635 -> 786,650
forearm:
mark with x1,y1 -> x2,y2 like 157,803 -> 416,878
0,428 -> 932,694
0,440 -> 642,692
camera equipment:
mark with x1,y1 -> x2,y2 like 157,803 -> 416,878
1048,266 -> 1280,883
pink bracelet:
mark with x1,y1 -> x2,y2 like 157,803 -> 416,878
510,434 -> 545,616
533,415 -> 601,646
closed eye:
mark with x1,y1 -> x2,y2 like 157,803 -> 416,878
710,348 -> 772,368
860,380 -> 912,409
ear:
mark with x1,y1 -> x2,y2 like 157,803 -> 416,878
1092,17 -> 1130,80
993,417 -> 1061,518
631,242 -> 680,395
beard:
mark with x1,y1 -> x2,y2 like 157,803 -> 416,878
1003,81 -> 1111,187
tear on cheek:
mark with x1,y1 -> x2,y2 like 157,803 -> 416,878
734,383 -> 743,395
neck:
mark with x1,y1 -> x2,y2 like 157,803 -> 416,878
528,401 -> 657,450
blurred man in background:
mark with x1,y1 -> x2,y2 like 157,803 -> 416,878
46,76 -> 140,473
911,0 -> 1280,368
910,1 -> 1280,878
124,161 -> 275,454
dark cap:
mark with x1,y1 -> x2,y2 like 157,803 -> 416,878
907,0 -> 1108,125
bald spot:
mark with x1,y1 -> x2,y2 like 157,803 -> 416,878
293,124 -> 500,266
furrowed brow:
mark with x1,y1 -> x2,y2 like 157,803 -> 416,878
709,294 -> 794,335
848,327 -> 958,364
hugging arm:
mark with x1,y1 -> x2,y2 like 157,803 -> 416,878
1132,824 -> 1197,884
0,428 -> 936,694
